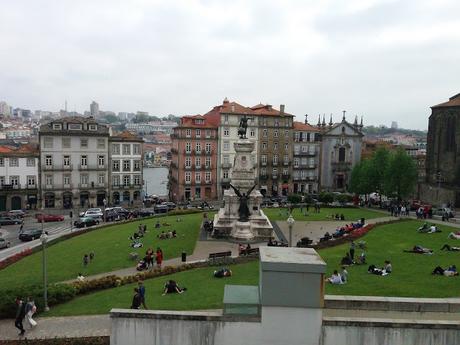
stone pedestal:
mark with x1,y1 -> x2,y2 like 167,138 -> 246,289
213,138 -> 273,242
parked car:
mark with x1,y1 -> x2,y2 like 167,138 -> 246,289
36,213 -> 65,222
434,207 -> 455,218
161,202 -> 176,210
8,210 -> 26,218
154,204 -> 169,214
19,229 -> 47,241
197,201 -> 214,210
135,208 -> 156,217
0,217 -> 22,225
84,210 -> 103,219
0,237 -> 11,249
74,217 -> 99,228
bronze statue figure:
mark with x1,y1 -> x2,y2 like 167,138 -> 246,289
229,183 -> 256,222
238,115 -> 248,139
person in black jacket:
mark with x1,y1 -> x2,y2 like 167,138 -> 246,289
131,288 -> 142,309
14,297 -> 26,336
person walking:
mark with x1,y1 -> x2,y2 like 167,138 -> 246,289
130,288 -> 142,309
14,297 -> 26,336
138,280 -> 148,309
25,297 -> 37,328
349,241 -> 356,262
156,247 -> 163,270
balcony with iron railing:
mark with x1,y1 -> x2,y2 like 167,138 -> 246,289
78,164 -> 106,171
195,164 -> 202,170
0,183 -> 22,190
221,177 -> 231,184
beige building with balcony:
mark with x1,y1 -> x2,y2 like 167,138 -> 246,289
39,117 -> 110,209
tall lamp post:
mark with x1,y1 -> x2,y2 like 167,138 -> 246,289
287,214 -> 295,247
40,226 -> 50,311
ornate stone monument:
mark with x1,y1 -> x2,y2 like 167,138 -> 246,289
213,116 -> 273,241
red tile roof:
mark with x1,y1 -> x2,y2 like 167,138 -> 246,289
251,104 -> 293,117
432,93 -> 460,108
178,115 -> 218,129
293,121 -> 319,131
203,99 -> 255,124
0,143 -> 39,155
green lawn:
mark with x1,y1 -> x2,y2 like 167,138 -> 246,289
263,206 -> 385,222
0,213 -> 204,289
44,261 -> 259,317
323,220 -> 460,298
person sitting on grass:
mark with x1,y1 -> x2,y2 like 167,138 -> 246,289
355,251 -> 366,265
77,273 -> 85,282
404,245 -> 433,255
155,221 -> 161,229
432,265 -> 459,276
340,252 -> 353,266
162,280 -> 186,295
383,260 -> 392,273
214,267 -> 232,278
368,264 -> 388,276
172,230 -> 177,238
326,270 -> 343,284
417,222 -> 429,233
441,244 -> 460,251
158,231 -> 167,239
340,267 -> 348,283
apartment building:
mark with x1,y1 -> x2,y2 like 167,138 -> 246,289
204,98 -> 258,198
292,121 -> 321,194
39,117 -> 110,209
252,104 -> 294,196
169,115 -> 218,202
109,131 -> 144,205
0,144 -> 39,211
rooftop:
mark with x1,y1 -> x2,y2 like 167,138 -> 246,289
293,121 -> 320,132
432,93 -> 460,108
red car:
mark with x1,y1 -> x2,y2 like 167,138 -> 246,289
36,213 -> 65,222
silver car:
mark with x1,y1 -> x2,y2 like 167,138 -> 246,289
0,237 -> 11,250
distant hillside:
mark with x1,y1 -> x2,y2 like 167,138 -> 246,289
362,126 -> 427,138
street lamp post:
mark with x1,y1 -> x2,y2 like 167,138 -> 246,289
287,214 -> 295,247
40,227 -> 50,311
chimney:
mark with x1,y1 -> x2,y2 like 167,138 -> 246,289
280,104 -> 285,115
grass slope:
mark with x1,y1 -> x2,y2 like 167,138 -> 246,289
44,261 -> 259,317
0,213 -> 203,289
263,207 -> 385,222
323,220 -> 460,298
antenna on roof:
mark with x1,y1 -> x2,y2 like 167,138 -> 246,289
342,110 -> 346,122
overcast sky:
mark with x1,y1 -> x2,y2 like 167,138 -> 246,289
1,0 -> 459,129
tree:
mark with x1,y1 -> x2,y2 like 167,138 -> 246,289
318,192 -> 334,204
383,148 -> 418,201
287,194 -> 302,204
349,159 -> 373,196
104,114 -> 118,123
369,147 -> 390,203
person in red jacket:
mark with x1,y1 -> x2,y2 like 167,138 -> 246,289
156,247 -> 163,269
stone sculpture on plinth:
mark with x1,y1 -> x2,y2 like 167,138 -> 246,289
212,116 -> 273,242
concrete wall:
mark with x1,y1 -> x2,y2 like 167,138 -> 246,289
111,307 -> 322,345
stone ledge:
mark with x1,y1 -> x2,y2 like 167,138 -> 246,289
110,308 -> 261,323
324,295 -> 460,313
323,316 -> 460,329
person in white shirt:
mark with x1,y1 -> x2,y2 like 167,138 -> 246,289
327,270 -> 343,284
77,273 -> 85,282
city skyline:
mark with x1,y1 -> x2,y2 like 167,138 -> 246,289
1,1 -> 459,130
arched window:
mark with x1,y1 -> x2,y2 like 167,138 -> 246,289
339,147 -> 346,162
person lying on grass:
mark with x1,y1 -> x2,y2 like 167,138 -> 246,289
428,224 -> 441,233
326,270 -> 343,284
441,244 -> 460,251
432,265 -> 459,276
162,280 -> 186,295
214,268 -> 232,278
368,264 -> 389,276
417,222 -> 429,233
448,232 -> 460,240
403,245 -> 433,255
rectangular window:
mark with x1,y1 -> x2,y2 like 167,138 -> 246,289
123,160 -> 131,172
185,157 -> 191,168
206,130 -> 211,138
63,155 -> 70,167
195,172 -> 201,183
0,176 -> 4,186
223,171 -> 229,179
45,175 -> 53,186
53,123 -> 62,130
97,139 -> 105,149
45,155 -> 52,167
273,155 -> 278,165
122,144 -> 130,155
263,129 -> 268,137
27,158 -> 35,167
307,133 -> 311,142
205,157 -> 211,168
196,129 -> 201,138
195,157 -> 201,167
0,158 -> 4,167
224,128 -> 229,136
69,123 -> 82,130
274,130 -> 279,138
185,129 -> 191,137
133,160 -> 141,171
273,142 -> 278,151
27,176 -> 35,186
112,175 -> 120,186
283,168 -> 288,176
294,158 -> 299,167
44,137 -> 53,148
112,144 -> 120,154
294,132 -> 299,142
89,124 -> 97,131
133,144 -> 141,155
134,175 -> 141,186
262,142 -> 267,150
250,129 -> 255,137
81,155 -> 88,167
274,120 -> 279,127
9,158 -> 18,167
98,155 -> 105,167
63,175 -> 71,186
285,130 -> 289,137
205,143 -> 211,153
123,175 -> 130,186
261,168 -> 266,176
205,171 -> 211,182
112,160 -> 120,171
98,174 -> 105,185
261,155 -> 267,164
185,172 -> 191,182
195,142 -> 201,153
80,174 -> 89,187
185,142 -> 191,153
80,138 -> 88,148
223,141 -> 229,151
284,154 -> 289,163
272,168 -> 278,176
62,137 -> 71,148
224,114 -> 229,123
